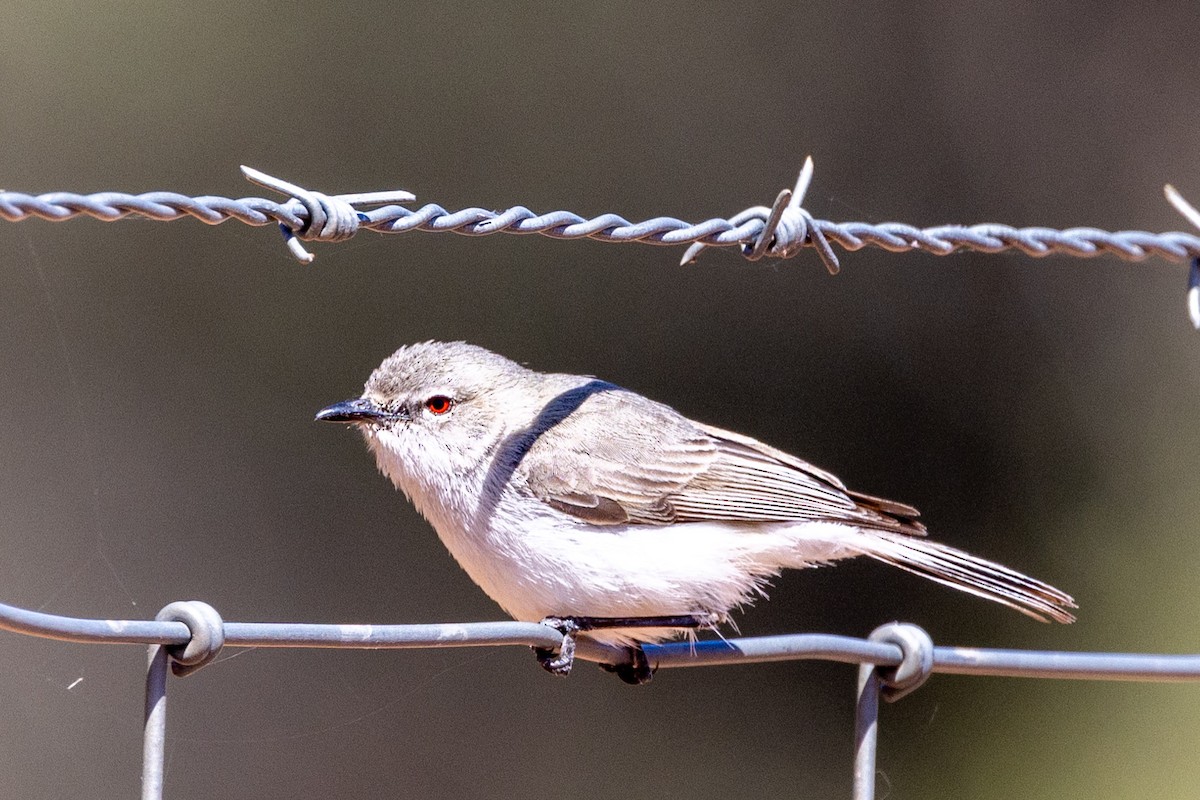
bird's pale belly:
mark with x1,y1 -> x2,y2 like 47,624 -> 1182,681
428,508 -> 855,626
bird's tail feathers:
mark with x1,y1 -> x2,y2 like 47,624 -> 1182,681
853,531 -> 1077,624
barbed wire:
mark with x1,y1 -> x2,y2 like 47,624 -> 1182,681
0,164 -> 1197,266
7,161 -> 1200,325
7,162 -> 1200,326
5,596 -> 1200,800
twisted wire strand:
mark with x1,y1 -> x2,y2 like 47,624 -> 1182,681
3,188 -> 1199,263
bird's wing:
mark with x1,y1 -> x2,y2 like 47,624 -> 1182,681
517,390 -> 923,534
679,423 -> 925,534
516,388 -> 716,525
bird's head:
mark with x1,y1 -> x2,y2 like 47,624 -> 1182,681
316,341 -> 537,494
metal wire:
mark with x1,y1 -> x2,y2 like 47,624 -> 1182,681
15,596 -> 1200,682
3,165 -> 1199,270
5,596 -> 1200,798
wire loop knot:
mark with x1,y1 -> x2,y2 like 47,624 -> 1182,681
869,622 -> 934,702
155,601 -> 225,677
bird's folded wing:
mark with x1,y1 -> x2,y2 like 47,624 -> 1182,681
692,423 -> 925,534
518,392 -> 922,534
517,390 -> 714,524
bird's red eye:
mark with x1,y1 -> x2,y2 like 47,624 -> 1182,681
425,395 -> 454,415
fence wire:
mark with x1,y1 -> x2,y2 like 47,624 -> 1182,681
0,163 -> 1196,267
7,162 -> 1200,325
5,597 -> 1200,800
5,161 -> 1200,799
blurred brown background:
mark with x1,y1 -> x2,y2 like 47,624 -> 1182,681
1,2 -> 1198,798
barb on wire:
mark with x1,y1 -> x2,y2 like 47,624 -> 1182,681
678,156 -> 841,273
1164,184 -> 1200,328
239,166 -> 415,263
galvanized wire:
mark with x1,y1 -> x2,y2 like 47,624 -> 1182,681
3,165 -> 1199,269
5,596 -> 1200,799
13,597 -> 1200,683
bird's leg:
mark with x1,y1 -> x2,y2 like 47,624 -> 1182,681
535,613 -> 723,684
570,613 -> 724,632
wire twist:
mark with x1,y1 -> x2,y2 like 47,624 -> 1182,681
4,162 -> 1200,321
3,163 -> 1197,265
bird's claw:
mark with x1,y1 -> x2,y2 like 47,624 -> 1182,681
534,617 -> 580,677
600,645 -> 655,685
534,612 -> 723,682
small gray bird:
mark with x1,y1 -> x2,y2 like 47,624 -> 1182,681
317,341 -> 1075,683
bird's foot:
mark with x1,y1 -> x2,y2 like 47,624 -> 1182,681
535,612 -> 723,683
534,617 -> 581,677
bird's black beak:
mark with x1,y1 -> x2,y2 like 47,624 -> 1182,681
315,397 -> 394,424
